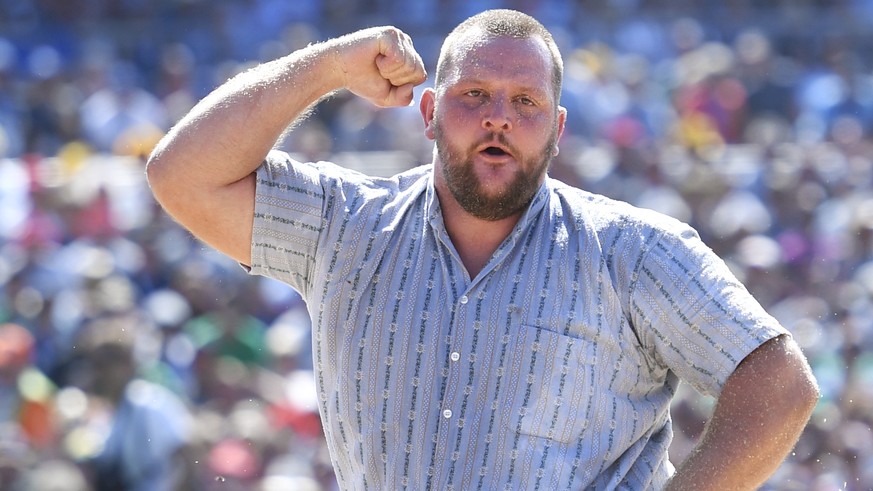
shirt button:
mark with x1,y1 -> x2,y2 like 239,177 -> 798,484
450,352 -> 460,362
443,409 -> 453,419
459,295 -> 468,304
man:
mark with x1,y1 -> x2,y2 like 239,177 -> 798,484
146,9 -> 819,490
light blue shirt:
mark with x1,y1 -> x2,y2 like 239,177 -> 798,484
248,151 -> 787,490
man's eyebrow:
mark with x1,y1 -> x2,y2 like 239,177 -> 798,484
453,78 -> 549,97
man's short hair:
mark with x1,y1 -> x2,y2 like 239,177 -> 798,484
435,9 -> 563,102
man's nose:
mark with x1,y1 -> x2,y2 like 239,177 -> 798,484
482,99 -> 512,131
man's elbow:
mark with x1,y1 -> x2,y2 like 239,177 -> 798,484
145,145 -> 168,189
778,339 -> 820,423
145,146 -> 184,210
791,363 -> 820,418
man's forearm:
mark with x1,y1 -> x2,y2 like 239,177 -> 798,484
147,41 -> 345,188
666,335 -> 819,490
147,26 -> 424,192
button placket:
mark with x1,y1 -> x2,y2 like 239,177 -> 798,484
434,289 -> 472,457
443,299 -> 465,421
450,293 -> 469,364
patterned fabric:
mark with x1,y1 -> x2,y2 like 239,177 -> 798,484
248,150 -> 787,490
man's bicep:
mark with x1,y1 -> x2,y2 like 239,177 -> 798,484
144,136 -> 260,266
722,333 -> 818,406
714,333 -> 819,444
190,173 -> 256,266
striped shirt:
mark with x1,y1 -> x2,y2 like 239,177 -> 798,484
248,151 -> 787,490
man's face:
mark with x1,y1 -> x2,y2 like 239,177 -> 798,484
422,33 -> 566,221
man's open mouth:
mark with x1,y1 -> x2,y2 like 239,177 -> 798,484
482,146 -> 509,156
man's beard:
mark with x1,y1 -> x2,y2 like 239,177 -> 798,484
435,122 -> 557,221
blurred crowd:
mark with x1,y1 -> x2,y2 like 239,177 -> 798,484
2,0 -> 873,490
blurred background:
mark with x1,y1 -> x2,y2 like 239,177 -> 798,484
1,0 -> 872,490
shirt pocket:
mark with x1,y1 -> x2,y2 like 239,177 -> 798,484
504,324 -> 597,444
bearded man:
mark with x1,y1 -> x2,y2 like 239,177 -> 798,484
146,9 -> 818,490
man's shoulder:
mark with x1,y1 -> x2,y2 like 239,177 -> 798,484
546,178 -> 688,238
320,158 -> 430,192
266,150 -> 431,196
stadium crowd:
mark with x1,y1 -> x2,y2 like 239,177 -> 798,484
2,0 -> 873,489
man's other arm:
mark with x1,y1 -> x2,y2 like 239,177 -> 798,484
666,334 -> 819,490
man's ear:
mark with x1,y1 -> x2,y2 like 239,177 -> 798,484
554,105 -> 568,156
557,105 -> 567,140
420,88 -> 436,141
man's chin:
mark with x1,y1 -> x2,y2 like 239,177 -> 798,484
459,190 -> 526,221
473,181 -> 512,200
470,157 -> 517,179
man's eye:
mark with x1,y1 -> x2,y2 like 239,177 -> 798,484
517,97 -> 535,106
466,90 -> 483,97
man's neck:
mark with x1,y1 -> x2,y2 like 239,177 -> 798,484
436,187 -> 521,279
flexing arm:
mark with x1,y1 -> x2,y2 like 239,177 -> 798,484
666,334 -> 819,490
145,27 -> 426,265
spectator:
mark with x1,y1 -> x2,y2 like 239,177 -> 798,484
75,314 -> 197,491
0,321 -> 61,490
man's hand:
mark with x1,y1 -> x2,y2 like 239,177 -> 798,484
332,27 -> 428,108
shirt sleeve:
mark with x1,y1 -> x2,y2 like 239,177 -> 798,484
247,150 -> 327,297
629,224 -> 788,397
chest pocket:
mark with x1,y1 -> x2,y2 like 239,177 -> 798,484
504,324 -> 598,444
